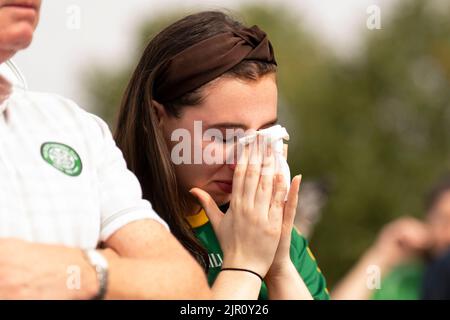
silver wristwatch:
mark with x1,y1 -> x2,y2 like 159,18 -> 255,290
83,249 -> 109,300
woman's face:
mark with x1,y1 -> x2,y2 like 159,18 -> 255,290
160,74 -> 278,210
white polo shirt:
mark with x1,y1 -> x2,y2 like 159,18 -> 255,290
0,66 -> 168,249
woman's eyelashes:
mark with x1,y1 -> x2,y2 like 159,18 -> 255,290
203,129 -> 243,144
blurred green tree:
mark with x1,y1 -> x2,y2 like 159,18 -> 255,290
83,1 -> 450,287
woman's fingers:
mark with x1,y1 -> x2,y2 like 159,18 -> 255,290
190,187 -> 224,232
242,136 -> 264,209
254,143 -> 275,215
283,175 -> 302,229
231,139 -> 251,205
268,173 -> 288,223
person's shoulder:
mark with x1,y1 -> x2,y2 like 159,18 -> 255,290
23,90 -> 82,111
22,90 -> 110,134
15,90 -> 89,122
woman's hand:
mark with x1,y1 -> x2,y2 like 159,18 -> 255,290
265,143 -> 301,276
265,174 -> 302,279
260,144 -> 313,300
263,175 -> 314,300
190,137 -> 287,278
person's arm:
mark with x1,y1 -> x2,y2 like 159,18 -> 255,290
102,219 -> 211,299
331,217 -> 431,300
265,261 -> 313,300
210,271 -> 262,300
330,245 -> 393,300
0,220 -> 211,299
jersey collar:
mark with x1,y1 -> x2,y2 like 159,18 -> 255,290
186,209 -> 209,228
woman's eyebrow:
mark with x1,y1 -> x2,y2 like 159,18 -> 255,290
206,118 -> 278,130
206,122 -> 246,129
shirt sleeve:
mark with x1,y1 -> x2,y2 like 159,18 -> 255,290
291,229 -> 330,300
87,113 -> 169,242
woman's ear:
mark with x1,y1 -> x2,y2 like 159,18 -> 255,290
152,99 -> 167,126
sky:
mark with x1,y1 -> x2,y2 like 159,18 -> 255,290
12,0 -> 395,111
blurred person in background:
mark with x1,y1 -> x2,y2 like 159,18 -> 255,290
332,174 -> 450,300
0,0 -> 211,299
422,248 -> 450,299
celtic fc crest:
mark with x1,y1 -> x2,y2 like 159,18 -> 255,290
41,142 -> 82,177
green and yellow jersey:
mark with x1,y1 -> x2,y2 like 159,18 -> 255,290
187,209 -> 330,300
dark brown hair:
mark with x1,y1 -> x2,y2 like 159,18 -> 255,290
114,11 -> 277,269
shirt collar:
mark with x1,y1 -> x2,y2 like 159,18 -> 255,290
0,61 -> 27,89
0,102 -> 7,114
0,90 -> 10,115
186,209 -> 209,228
0,61 -> 27,115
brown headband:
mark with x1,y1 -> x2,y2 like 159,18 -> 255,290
153,25 -> 277,103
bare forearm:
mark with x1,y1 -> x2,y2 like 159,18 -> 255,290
266,262 -> 313,300
97,250 -> 210,299
0,221 -> 212,299
331,247 -> 393,300
10,243 -> 209,300
101,220 -> 212,299
211,270 -> 262,300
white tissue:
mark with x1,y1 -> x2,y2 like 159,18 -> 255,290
238,125 -> 291,199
